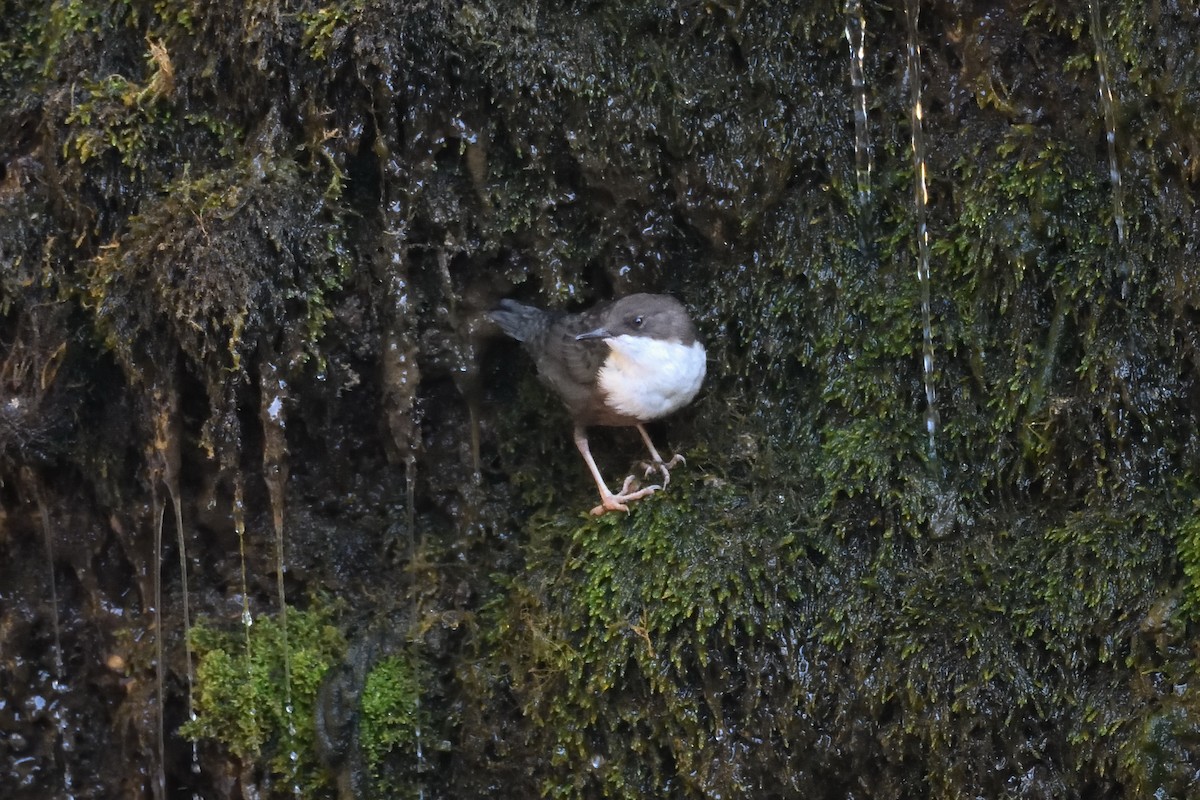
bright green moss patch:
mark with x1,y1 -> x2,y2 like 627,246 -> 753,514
359,653 -> 426,778
182,607 -> 346,795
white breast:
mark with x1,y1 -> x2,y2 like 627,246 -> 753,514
596,335 -> 706,421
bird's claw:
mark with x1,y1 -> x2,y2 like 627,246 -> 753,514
639,453 -> 685,487
590,477 -> 663,516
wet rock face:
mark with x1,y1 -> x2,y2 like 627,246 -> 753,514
4,0 -> 1200,797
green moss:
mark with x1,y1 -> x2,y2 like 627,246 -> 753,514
1118,699 -> 1200,799
151,0 -> 196,34
359,653 -> 426,783
81,153 -> 350,455
7,0 -> 1200,796
0,3 -> 43,97
63,70 -> 170,169
181,606 -> 346,795
487,475 -> 811,796
1177,513 -> 1200,620
933,125 -> 1114,499
40,0 -> 116,77
299,1 -> 364,62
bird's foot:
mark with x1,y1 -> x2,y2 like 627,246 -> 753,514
590,474 -> 663,516
639,453 -> 685,488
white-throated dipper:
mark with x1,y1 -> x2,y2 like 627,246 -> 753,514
489,293 -> 706,515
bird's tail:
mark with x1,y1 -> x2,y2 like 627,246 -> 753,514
488,299 -> 554,343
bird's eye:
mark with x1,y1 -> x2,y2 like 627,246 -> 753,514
632,316 -> 644,327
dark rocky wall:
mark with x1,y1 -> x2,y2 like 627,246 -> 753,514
2,0 -> 1199,797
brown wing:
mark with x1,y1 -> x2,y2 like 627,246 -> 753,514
527,309 -> 612,422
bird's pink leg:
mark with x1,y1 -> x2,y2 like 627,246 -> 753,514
574,426 -> 661,515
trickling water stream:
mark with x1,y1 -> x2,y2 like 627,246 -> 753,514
151,496 -> 166,800
378,162 -> 429,793
26,471 -> 74,800
1089,0 -> 1127,252
259,357 -> 297,794
232,473 -> 254,647
844,0 -> 872,214
151,386 -> 199,786
904,0 -> 938,460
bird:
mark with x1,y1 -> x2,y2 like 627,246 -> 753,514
489,293 -> 706,515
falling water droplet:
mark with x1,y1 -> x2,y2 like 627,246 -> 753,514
233,474 -> 254,642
